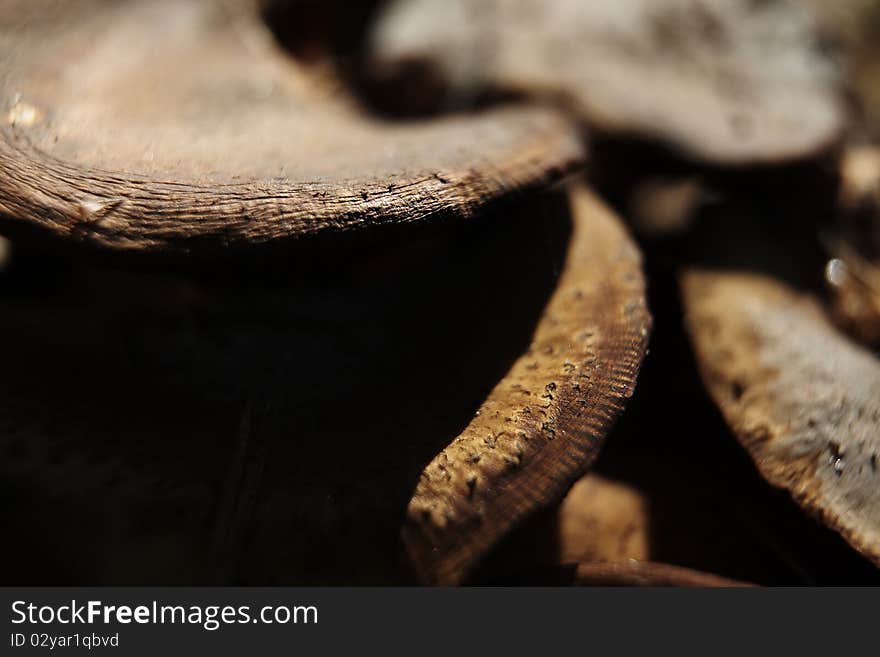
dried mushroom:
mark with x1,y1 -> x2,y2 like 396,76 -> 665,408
371,0 -> 844,164
683,271 -> 880,567
404,184 -> 650,585
0,0 -> 581,253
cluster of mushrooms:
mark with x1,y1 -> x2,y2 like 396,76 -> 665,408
1,0 -> 879,586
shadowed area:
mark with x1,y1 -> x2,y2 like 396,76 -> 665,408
0,192 -> 571,584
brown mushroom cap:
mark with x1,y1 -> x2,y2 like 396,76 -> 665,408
371,0 -> 845,165
683,270 -> 880,567
0,0 -> 582,253
403,184 -> 650,585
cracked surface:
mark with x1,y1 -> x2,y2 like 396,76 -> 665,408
0,0 -> 582,253
683,271 -> 880,567
403,184 -> 650,584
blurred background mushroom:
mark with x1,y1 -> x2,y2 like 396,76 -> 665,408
368,0 -> 845,164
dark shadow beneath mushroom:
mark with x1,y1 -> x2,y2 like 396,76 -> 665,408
0,191 -> 571,585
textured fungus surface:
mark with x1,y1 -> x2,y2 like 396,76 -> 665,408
371,0 -> 844,164
403,185 -> 650,585
0,0 -> 582,253
683,271 -> 880,567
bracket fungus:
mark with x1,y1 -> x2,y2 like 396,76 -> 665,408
403,184 -> 650,585
370,0 -> 845,165
0,0 -> 581,253
9,0 -> 869,588
683,271 -> 880,568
